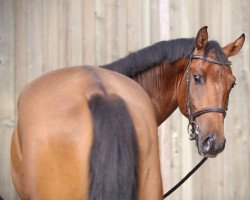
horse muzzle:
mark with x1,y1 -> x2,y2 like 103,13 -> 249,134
197,134 -> 226,158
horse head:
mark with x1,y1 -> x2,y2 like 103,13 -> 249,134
178,26 -> 245,157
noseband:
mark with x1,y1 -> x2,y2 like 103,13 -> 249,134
186,54 -> 232,140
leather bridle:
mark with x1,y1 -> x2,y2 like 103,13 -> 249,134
186,53 -> 232,140
163,53 -> 232,199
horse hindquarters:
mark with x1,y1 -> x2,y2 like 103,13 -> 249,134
88,94 -> 138,200
10,66 -> 163,200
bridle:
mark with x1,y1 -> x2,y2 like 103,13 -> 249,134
163,52 -> 232,199
185,53 -> 232,140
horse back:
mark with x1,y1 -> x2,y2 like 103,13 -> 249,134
11,66 -> 162,200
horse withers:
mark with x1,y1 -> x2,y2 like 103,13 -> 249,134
11,27 -> 244,199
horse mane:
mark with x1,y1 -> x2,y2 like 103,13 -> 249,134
101,38 -> 228,77
203,40 -> 228,63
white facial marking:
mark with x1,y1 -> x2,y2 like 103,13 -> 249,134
216,84 -> 219,90
215,84 -> 220,93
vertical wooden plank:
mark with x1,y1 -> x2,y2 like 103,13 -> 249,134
199,0 -> 210,29
180,117 -> 193,200
14,0 -> 27,99
179,0 -> 192,36
58,0 -> 68,68
169,0 -> 182,37
126,0 -> 142,51
208,0 -> 222,39
26,0 -> 43,81
158,0 -> 171,196
82,0 -> 95,65
142,0 -> 150,46
0,0 -> 17,199
43,0 -> 59,71
190,0 -> 202,32
221,0 -> 232,44
150,0 -> 159,43
241,2 -> 250,199
158,121 -> 172,195
105,0 -> 118,63
67,0 -> 83,66
116,0 -> 127,57
159,0 -> 170,40
95,0 -> 106,65
168,112 -> 183,200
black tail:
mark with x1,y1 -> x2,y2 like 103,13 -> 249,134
88,94 -> 138,200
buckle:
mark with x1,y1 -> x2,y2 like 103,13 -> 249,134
187,121 -> 199,140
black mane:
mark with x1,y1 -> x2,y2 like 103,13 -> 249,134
101,38 -> 228,77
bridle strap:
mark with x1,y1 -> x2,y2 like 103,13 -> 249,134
186,53 -> 230,139
189,54 -> 232,66
192,108 -> 227,119
163,53 -> 231,198
186,57 -> 193,121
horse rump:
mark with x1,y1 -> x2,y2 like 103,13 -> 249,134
88,94 -> 138,200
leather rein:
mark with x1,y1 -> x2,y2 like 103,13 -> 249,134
163,53 -> 231,199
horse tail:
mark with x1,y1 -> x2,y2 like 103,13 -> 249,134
88,94 -> 138,200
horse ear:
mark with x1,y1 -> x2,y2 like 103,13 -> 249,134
195,26 -> 208,51
222,34 -> 245,57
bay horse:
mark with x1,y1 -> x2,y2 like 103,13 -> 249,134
11,27 -> 244,200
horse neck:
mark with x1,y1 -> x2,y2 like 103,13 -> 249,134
132,59 -> 187,126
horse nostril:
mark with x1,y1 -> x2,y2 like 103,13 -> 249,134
219,139 -> 226,151
201,135 -> 215,152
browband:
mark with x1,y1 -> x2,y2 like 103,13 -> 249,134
189,54 -> 232,66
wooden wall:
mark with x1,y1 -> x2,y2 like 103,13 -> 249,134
0,0 -> 249,199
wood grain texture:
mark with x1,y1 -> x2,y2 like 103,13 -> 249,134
0,1 -> 17,199
82,0 -> 95,65
0,1 -> 249,199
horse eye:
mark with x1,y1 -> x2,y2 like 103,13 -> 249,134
193,74 -> 203,85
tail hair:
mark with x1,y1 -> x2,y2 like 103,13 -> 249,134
88,94 -> 138,200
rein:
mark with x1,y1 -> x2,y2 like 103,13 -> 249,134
163,53 -> 231,199
163,157 -> 207,198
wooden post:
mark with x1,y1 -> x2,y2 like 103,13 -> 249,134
42,0 -> 60,71
83,0 -> 96,65
95,0 -> 106,65
0,0 -> 18,199
67,0 -> 83,66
